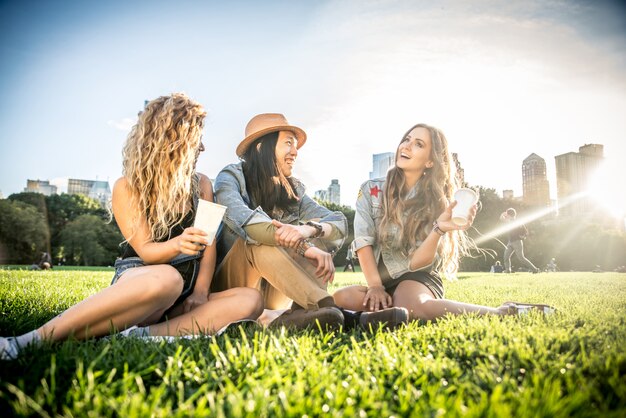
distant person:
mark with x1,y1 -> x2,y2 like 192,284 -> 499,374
1,94 -> 262,360
30,252 -> 52,270
343,247 -> 356,272
500,208 -> 540,274
39,252 -> 52,270
212,113 -> 348,330
490,261 -> 504,273
546,258 -> 557,272
333,123 -> 553,326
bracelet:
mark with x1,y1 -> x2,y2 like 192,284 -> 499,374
296,239 -> 315,257
306,221 -> 324,238
432,220 -> 446,236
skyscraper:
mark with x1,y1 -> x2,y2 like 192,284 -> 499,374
369,152 -> 395,179
24,179 -> 57,196
68,178 -> 111,207
555,144 -> 604,217
327,179 -> 340,205
522,153 -> 550,207
314,179 -> 341,206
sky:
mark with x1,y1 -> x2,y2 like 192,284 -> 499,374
1,0 -> 625,213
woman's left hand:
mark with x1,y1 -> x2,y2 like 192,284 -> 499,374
182,288 -> 209,313
272,220 -> 311,248
436,201 -> 478,233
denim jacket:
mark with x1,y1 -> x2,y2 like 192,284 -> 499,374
352,178 -> 431,280
214,162 -> 348,266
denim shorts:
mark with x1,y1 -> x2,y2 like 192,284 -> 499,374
377,259 -> 444,299
111,253 -> 202,309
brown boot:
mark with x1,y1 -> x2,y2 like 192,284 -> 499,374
359,307 -> 409,331
269,307 -> 344,331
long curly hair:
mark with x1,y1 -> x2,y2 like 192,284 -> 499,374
122,93 -> 206,242
378,123 -> 474,277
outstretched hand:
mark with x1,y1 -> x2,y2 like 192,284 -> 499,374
436,201 -> 478,233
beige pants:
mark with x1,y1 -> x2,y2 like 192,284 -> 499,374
211,239 -> 331,310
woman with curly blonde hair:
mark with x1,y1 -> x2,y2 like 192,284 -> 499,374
333,123 -> 550,327
1,93 -> 262,360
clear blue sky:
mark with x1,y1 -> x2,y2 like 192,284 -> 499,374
1,0 -> 625,212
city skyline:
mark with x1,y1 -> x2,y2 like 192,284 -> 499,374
1,1 -> 625,213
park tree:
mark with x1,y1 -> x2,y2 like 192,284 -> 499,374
8,192 -> 51,253
59,214 -> 123,266
0,199 -> 48,264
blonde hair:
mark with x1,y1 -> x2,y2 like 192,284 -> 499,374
122,93 -> 206,242
379,123 -> 474,277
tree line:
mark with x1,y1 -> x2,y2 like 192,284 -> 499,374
0,192 -> 122,266
1,189 -> 624,270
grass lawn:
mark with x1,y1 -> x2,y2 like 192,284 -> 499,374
0,269 -> 625,417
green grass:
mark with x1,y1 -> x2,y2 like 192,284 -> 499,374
1,270 -> 625,417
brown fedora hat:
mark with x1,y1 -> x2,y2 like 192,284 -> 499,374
236,113 -> 307,157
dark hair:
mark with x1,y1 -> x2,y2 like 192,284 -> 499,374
241,132 -> 298,214
506,208 -> 517,217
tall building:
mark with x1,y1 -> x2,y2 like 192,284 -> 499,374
68,178 -> 111,207
327,179 -> 340,205
24,179 -> 57,196
555,144 -> 604,217
369,152 -> 395,179
314,179 -> 341,206
522,153 -> 550,207
314,189 -> 328,202
451,153 -> 465,185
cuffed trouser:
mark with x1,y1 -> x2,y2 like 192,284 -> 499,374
211,239 -> 331,310
503,240 -> 538,272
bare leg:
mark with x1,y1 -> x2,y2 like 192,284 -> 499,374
38,265 -> 184,341
333,285 -> 368,311
148,288 -> 263,336
392,281 -> 507,321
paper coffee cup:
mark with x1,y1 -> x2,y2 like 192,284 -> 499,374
193,199 -> 227,246
451,188 -> 478,226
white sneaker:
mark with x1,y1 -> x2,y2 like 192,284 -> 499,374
0,337 -> 20,360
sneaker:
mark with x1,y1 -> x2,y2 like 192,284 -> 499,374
269,307 -> 344,331
359,307 -> 409,331
0,337 -> 20,361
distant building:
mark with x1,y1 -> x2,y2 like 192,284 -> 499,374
327,179 -> 340,205
24,179 -> 57,196
555,144 -> 604,217
452,153 -> 465,185
314,179 -> 341,206
369,152 -> 395,179
314,189 -> 328,202
503,190 -> 515,200
522,153 -> 550,207
68,178 -> 111,207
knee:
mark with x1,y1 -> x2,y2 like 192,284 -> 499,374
144,265 -> 183,301
229,287 -> 264,319
332,288 -> 350,307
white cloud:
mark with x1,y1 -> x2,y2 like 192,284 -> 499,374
107,117 -> 136,132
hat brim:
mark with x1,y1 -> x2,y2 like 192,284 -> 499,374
236,125 -> 307,157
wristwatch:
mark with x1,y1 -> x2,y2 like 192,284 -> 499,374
306,221 -> 324,238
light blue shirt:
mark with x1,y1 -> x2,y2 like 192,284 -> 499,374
214,162 -> 348,266
352,178 -> 431,280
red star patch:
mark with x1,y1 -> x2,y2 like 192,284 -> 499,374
370,185 -> 381,198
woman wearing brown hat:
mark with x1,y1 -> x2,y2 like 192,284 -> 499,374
1,94 -> 263,360
211,113 -> 349,329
